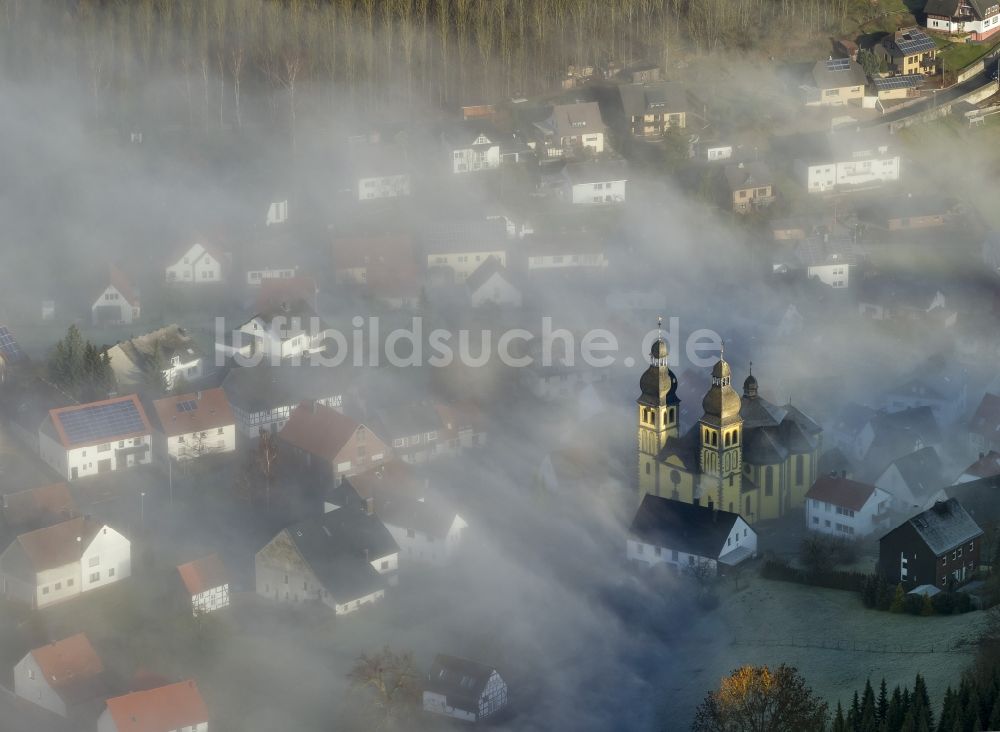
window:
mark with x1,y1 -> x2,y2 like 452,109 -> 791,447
97,443 -> 111,453
42,586 -> 49,595
654,546 -> 662,557
67,579 -> 73,587
671,550 -> 679,561
407,528 -> 415,538
89,556 -> 100,567
645,463 -> 651,475
55,582 -> 61,590
218,428 -> 224,435
636,543 -> 644,554
89,572 -> 100,582
381,560 -> 389,570
108,568 -> 115,578
27,669 -> 34,680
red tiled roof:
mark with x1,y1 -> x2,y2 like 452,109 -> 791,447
332,235 -> 414,271
971,393 -> 1000,439
109,265 -> 140,307
805,476 -> 877,512
346,461 -> 426,499
151,388 -> 234,438
278,403 -> 362,461
255,276 -> 318,313
15,517 -> 103,571
48,394 -> 152,449
176,554 -> 228,596
30,633 -> 104,705
104,680 -> 208,732
961,451 -> 1000,480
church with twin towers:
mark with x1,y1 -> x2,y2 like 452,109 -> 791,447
636,331 -> 823,524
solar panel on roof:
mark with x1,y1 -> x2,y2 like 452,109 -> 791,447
826,57 -> 851,71
57,400 -> 147,445
176,399 -> 198,413
873,74 -> 924,91
895,32 -> 935,55
0,326 -> 25,361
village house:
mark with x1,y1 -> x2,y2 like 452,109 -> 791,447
723,161 -> 775,213
857,276 -> 949,322
350,142 -> 412,201
627,495 -> 758,573
793,130 -> 900,194
953,450 -> 1000,485
870,73 -> 927,101
150,388 -> 236,462
237,299 -> 329,362
875,446 -> 948,513
332,235 -> 416,285
366,260 -> 424,310
465,256 -> 523,308
278,402 -> 389,484
106,325 -> 204,391
242,253 -> 298,287
878,498 -> 982,590
442,121 -> 502,173
369,402 -> 446,464
422,220 -> 508,282
434,401 -> 488,450
14,633 -> 107,718
853,405 -> 942,465
91,265 -> 140,326
165,241 -> 226,284
266,198 -> 289,226
560,161 -> 628,205
39,395 -> 153,481
789,238 -> 860,288
519,361 -> 610,401
876,27 -> 939,76
532,101 -> 606,158
522,231 -> 609,273
423,655 -> 509,723
881,357 -> 968,426
617,81 -> 688,137
805,57 -> 867,107
0,517 -> 131,608
805,476 -> 891,537
969,393 -> 1000,455
326,467 -> 468,566
177,553 -> 230,616
221,362 -> 352,438
857,194 -> 962,231
699,142 -> 734,162
1,482 -> 76,535
925,0 -> 1000,39
98,680 -> 209,732
255,505 -> 399,614
253,275 -> 319,315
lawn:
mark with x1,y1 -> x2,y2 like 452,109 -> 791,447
938,41 -> 994,74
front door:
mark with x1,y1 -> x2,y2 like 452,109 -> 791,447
71,467 -> 78,480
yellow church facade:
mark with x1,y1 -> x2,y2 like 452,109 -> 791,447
637,338 -> 821,524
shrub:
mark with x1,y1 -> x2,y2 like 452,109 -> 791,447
931,592 -> 956,615
903,593 -> 925,615
890,584 -> 906,613
955,592 -> 974,614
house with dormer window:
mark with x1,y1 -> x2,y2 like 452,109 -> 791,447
442,122 -> 502,173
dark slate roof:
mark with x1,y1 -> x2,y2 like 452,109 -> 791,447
833,402 -> 877,437
724,162 -> 774,192
888,446 -> 945,499
740,395 -> 787,429
465,256 -> 510,293
658,425 -> 700,468
743,426 -> 789,465
371,401 -> 444,441
782,403 -> 822,435
811,57 -> 867,90
629,495 -> 744,558
426,655 -> 498,714
902,499 -> 983,556
925,0 -> 992,18
284,507 -> 398,603
222,362 -> 353,414
563,160 -> 629,185
818,447 -> 857,478
618,81 -> 688,117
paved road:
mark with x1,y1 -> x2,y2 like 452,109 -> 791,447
873,57 -> 1000,126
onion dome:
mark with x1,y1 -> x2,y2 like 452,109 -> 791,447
639,337 -> 679,405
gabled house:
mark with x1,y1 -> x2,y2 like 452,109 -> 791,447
92,266 -> 140,326
627,495 -> 757,573
777,237 -> 860,288
560,161 -> 628,205
351,143 -> 412,200
969,393 -> 1000,455
522,232 -> 609,272
617,82 -> 687,138
434,401 -> 487,450
875,446 -> 948,513
254,276 -> 319,314
242,248 -> 299,287
422,220 -> 508,282
876,28 -> 939,76
266,198 -> 289,226
878,498 -> 982,590
442,122 -> 502,174
165,241 -> 226,284
423,655 -> 509,723
39,395 -> 153,481
532,101 -> 606,158
255,505 -> 399,614
806,57 -> 867,107
794,130 -> 900,194
2,482 -> 76,535
14,633 -> 107,717
925,0 -> 1000,40
98,680 -> 209,732
953,450 -> 1000,485
332,235 -> 416,286
857,276 -> 948,322
106,325 -> 204,391
882,358 -> 967,426
278,403 -> 389,483
177,553 -> 229,617
370,402 -> 446,464
0,517 -> 131,608
466,257 -> 522,308
853,405 -> 942,464
237,300 -> 329,362
723,161 -> 775,213
150,388 -> 236,462
805,476 -> 891,537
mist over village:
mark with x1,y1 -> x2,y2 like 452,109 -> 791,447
3,1 -> 1000,731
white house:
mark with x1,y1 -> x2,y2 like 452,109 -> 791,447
39,395 -> 153,481
14,633 -> 106,718
237,300 -> 330,362
255,507 -> 399,615
875,446 -> 948,513
924,0 -> 1000,40
98,680 -> 208,732
805,476 -> 891,537
177,554 -> 230,617
423,655 -> 509,723
105,325 -> 204,391
151,388 -> 237,462
165,241 -> 225,284
796,131 -> 900,194
0,517 -> 131,609
443,123 -> 502,174
465,257 -> 522,308
91,266 -> 140,326
266,199 -> 289,226
561,161 -> 628,205
245,263 -> 297,287
627,495 -> 757,573
533,101 -> 606,158
423,220 -> 508,282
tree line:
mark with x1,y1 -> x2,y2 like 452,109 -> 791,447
0,0 -> 856,138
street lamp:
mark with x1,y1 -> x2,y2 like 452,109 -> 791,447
140,491 -> 146,529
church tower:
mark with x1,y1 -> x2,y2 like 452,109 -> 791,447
698,350 -> 743,512
637,334 -> 679,497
